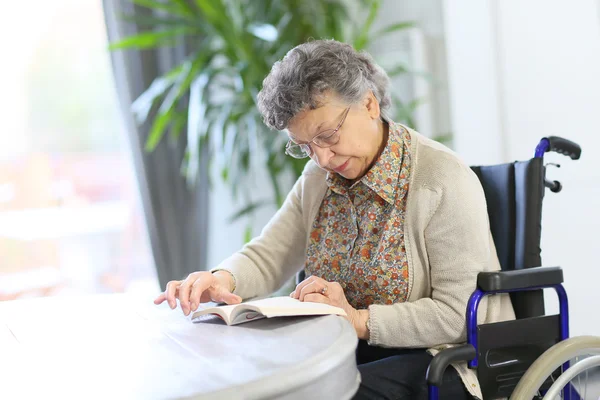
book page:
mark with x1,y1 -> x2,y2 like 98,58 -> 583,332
191,302 -> 238,323
245,296 -> 347,318
229,310 -> 267,325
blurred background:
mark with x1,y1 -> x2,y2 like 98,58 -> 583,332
0,1 -> 157,300
0,0 -> 598,338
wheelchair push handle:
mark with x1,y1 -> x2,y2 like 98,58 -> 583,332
535,136 -> 582,160
534,136 -> 581,194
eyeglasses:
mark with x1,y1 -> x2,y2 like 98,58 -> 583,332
285,107 -> 351,159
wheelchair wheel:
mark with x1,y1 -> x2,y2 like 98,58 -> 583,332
543,355 -> 600,398
511,336 -> 600,399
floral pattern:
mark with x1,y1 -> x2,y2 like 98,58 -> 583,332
305,122 -> 412,309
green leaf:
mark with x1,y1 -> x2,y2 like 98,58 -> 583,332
131,64 -> 184,124
373,21 -> 416,38
387,63 -> 435,81
185,72 -> 211,181
195,0 -> 232,31
169,111 -> 187,141
240,148 -> 250,170
353,0 -> 380,50
407,97 -> 425,112
173,54 -> 210,100
171,0 -> 198,16
392,94 -> 420,127
118,13 -> 200,29
193,0 -> 249,62
221,120 -> 240,171
187,73 -> 210,140
221,166 -> 229,181
322,0 -> 349,41
247,23 -> 278,42
244,224 -> 253,244
158,60 -> 193,114
155,47 -> 218,124
266,152 -> 284,207
182,127 -> 210,188
193,0 -> 227,25
387,64 -> 410,77
145,108 -> 173,151
108,27 -> 195,50
227,200 -> 272,223
132,0 -> 196,18
274,12 -> 293,35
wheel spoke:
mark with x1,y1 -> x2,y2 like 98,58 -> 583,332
576,356 -> 581,398
584,367 -> 588,399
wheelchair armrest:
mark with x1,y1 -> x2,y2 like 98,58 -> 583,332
477,266 -> 563,292
426,344 -> 476,387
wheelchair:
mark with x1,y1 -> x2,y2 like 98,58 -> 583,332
426,136 -> 600,399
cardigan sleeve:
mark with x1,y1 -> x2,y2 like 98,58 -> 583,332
367,161 -> 494,348
211,173 -> 309,300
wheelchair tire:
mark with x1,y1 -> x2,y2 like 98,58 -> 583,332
510,335 -> 600,399
543,355 -> 600,399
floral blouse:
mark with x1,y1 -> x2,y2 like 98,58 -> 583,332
304,121 -> 412,309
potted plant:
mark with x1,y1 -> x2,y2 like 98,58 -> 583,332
110,0 -> 419,240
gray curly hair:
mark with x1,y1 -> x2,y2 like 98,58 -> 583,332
257,39 -> 391,131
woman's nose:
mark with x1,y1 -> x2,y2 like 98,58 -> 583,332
311,145 -> 335,168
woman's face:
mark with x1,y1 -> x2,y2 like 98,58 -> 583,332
287,92 -> 385,181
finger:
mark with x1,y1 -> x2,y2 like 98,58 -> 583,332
154,293 -> 166,305
297,281 -> 316,301
211,287 -> 242,305
178,276 -> 199,316
223,292 -> 243,305
165,281 -> 181,309
330,281 -> 343,295
299,280 -> 327,302
325,281 -> 342,296
189,276 -> 213,311
303,293 -> 329,304
292,275 -> 321,299
291,275 -> 313,298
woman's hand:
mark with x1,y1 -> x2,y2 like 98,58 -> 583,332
291,276 -> 370,339
154,271 -> 242,316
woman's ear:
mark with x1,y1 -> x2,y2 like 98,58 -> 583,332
363,91 -> 381,120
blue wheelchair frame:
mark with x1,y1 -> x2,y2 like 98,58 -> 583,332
429,285 -> 571,400
428,137 -> 581,400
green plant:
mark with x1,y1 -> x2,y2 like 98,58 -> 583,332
110,0 -> 419,239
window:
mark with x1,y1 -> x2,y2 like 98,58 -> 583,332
0,0 -> 158,300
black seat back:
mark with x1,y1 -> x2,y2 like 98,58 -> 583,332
471,158 -> 561,399
471,158 -> 546,319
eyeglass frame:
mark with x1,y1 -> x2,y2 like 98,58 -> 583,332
284,106 -> 351,159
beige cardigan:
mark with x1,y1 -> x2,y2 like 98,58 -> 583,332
213,127 -> 515,397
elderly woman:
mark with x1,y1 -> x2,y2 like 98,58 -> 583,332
154,39 -> 515,399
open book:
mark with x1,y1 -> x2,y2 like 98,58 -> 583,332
191,296 -> 347,325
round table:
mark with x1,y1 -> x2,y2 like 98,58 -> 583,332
0,294 -> 360,399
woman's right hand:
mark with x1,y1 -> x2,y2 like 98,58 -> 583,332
153,271 -> 242,316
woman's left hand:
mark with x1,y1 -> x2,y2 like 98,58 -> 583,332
291,276 -> 369,339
